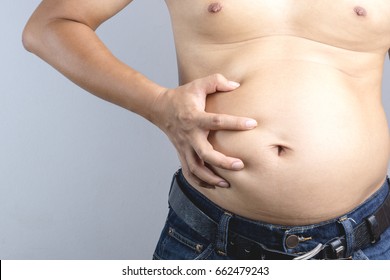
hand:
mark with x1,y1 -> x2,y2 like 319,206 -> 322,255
151,74 -> 257,188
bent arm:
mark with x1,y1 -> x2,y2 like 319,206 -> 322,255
22,0 -> 164,121
23,0 -> 257,187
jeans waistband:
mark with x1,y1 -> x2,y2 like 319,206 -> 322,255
169,169 -> 390,259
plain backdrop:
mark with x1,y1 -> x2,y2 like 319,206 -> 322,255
1,0 -> 389,260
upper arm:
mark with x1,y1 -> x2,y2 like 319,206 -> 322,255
27,0 -> 134,30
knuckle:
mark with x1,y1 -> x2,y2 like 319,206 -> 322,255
195,144 -> 212,160
183,168 -> 207,186
182,168 -> 193,179
210,159 -> 225,169
197,149 -> 208,160
212,73 -> 224,81
187,82 -> 199,93
211,114 -> 223,128
235,118 -> 245,129
191,79 -> 204,91
188,162 -> 199,174
177,111 -> 196,126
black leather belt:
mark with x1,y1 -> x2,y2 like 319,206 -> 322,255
168,176 -> 390,260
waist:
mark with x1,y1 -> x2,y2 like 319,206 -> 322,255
172,169 -> 390,258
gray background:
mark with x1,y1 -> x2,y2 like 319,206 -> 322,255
1,0 -> 389,260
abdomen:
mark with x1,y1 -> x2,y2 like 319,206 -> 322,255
199,60 -> 389,225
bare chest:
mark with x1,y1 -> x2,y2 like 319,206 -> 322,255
165,0 -> 390,52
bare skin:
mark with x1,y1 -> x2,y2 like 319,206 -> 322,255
23,0 -> 390,225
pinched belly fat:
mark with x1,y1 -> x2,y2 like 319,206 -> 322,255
197,61 -> 390,225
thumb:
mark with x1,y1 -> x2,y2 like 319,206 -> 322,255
200,73 -> 241,95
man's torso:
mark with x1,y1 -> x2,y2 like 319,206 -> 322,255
164,0 -> 390,225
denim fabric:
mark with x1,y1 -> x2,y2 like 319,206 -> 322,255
153,170 -> 390,260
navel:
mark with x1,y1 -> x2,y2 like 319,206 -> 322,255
354,6 -> 367,17
208,2 -> 223,14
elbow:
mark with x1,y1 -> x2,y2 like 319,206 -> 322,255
22,20 -> 41,53
22,15 -> 52,54
22,24 -> 35,53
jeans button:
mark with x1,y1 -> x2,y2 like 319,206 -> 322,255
286,235 -> 299,249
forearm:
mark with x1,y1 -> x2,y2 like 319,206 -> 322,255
23,18 -> 165,122
22,0 -> 258,187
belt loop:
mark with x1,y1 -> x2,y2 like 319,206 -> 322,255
215,212 -> 233,256
338,215 -> 354,258
366,215 -> 381,244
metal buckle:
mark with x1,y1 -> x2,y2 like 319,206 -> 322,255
293,243 -> 323,260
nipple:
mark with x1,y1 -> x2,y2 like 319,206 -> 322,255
208,2 -> 223,13
354,6 -> 367,17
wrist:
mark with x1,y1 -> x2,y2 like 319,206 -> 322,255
120,71 -> 167,124
148,86 -> 170,129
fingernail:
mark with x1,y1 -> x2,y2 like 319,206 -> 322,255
231,161 -> 244,170
217,181 -> 230,188
228,81 -> 240,88
245,119 -> 257,128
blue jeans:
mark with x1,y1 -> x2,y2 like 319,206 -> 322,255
153,170 -> 390,260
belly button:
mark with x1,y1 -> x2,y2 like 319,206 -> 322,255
354,6 -> 367,17
277,146 -> 284,156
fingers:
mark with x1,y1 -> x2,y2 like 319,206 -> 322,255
196,73 -> 241,94
193,74 -> 258,130
162,73 -> 255,189
198,112 -> 258,131
192,133 -> 244,171
178,134 -> 245,188
183,150 -> 232,188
